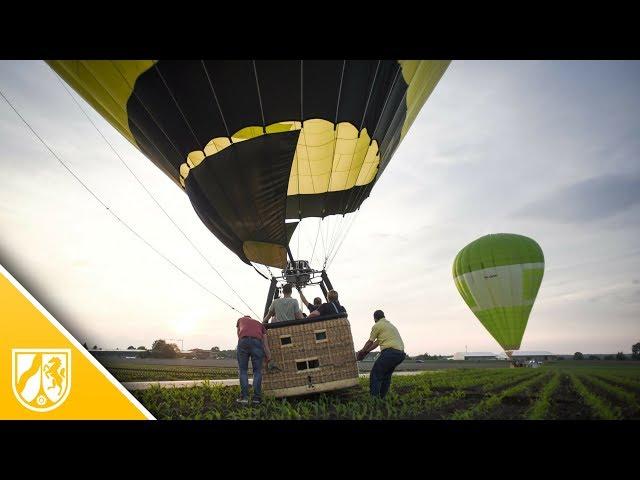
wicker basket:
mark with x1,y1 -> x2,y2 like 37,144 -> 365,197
262,313 -> 359,397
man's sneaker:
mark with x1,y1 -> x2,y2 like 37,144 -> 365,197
252,397 -> 262,405
235,397 -> 249,405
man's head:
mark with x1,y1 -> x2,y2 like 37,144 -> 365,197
282,283 -> 293,296
328,290 -> 339,302
373,310 -> 385,322
313,297 -> 322,306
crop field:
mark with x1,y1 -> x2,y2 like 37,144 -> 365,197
131,364 -> 640,420
102,362 -> 239,382
100,359 -> 508,382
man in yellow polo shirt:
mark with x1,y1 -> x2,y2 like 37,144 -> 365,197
356,310 -> 406,398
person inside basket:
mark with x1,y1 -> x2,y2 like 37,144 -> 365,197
236,315 -> 271,404
356,310 -> 406,399
308,289 -> 346,318
263,283 -> 304,323
296,287 -> 323,314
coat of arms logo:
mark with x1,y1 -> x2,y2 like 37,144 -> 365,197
12,349 -> 71,412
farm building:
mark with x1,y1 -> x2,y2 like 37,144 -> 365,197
452,352 -> 499,361
507,351 -> 556,362
89,349 -> 145,359
262,313 -> 359,397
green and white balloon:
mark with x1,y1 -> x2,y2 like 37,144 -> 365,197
452,233 -> 545,354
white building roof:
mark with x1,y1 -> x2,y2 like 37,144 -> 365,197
89,349 -> 146,353
505,350 -> 555,357
452,352 -> 498,360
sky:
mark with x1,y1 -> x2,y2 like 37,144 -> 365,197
0,60 -> 638,355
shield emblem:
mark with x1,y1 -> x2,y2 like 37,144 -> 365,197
12,349 -> 71,412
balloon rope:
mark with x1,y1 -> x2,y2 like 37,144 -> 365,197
310,218 -> 321,267
327,210 -> 362,269
370,63 -> 402,140
201,61 -> 231,138
56,78 -> 260,318
327,214 -> 345,259
358,61 -> 381,133
252,60 -> 266,133
0,87 -> 249,317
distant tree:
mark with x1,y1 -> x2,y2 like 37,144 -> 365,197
137,346 -> 147,350
616,351 -> 626,361
604,355 -> 614,360
150,339 -> 180,358
573,352 -> 584,360
588,355 -> 600,360
82,342 -> 88,350
92,345 -> 98,350
211,346 -> 220,352
632,342 -> 640,360
127,346 -> 135,350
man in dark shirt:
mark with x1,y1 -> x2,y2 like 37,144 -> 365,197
309,289 -> 346,317
297,287 -> 322,314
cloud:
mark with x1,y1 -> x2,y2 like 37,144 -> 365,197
514,174 -> 640,223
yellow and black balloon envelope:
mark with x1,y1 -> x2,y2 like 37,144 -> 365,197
48,60 -> 449,268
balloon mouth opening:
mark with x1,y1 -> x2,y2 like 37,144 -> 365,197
505,350 -> 514,358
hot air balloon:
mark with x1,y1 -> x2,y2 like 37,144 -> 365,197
452,233 -> 545,357
47,60 -> 449,398
47,60 -> 449,312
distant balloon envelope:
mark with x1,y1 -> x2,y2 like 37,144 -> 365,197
452,233 -> 545,353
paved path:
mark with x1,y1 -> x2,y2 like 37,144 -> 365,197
122,370 -> 433,391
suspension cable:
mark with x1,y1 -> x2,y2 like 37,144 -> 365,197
310,217 -> 321,266
201,61 -> 231,138
252,61 -> 266,133
327,209 -> 362,268
56,78 -> 260,318
0,87 -> 248,316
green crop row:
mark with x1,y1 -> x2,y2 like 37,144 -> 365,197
575,373 -> 639,414
526,371 -> 561,420
449,371 -> 548,420
592,372 -> 640,392
569,373 -> 623,420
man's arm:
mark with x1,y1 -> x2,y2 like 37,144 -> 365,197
297,288 -> 308,306
263,304 -> 275,323
262,332 -> 271,363
297,288 -> 314,313
294,301 -> 304,320
356,340 -> 379,360
308,309 -> 320,317
357,325 -> 380,359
